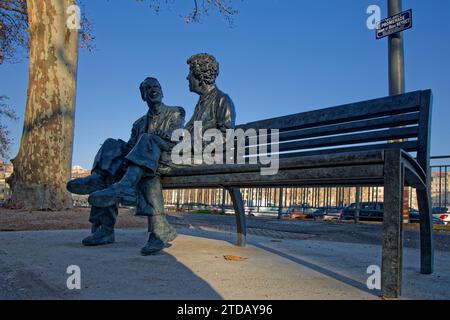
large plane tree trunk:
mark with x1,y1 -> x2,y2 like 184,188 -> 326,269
8,0 -> 79,210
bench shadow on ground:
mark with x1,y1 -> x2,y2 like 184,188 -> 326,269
253,243 -> 379,297
177,227 -> 380,298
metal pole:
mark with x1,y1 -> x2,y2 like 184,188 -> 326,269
445,166 -> 448,207
355,187 -> 361,223
388,0 -> 410,223
221,188 -> 226,213
278,187 -> 283,219
439,167 -> 443,208
388,0 -> 405,95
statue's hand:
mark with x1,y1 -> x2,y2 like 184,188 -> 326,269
152,129 -> 171,141
151,134 -> 171,151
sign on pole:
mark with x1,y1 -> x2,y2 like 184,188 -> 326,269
376,9 -> 412,39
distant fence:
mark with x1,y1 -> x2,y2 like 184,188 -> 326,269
163,186 -> 385,210
431,155 -> 450,208
163,155 -> 450,212
1,156 -> 448,211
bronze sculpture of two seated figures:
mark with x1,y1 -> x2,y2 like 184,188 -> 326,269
67,53 -> 236,255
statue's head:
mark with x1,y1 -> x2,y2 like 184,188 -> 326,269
140,77 -> 163,105
187,53 -> 219,94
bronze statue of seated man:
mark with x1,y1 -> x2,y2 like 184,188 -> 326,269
67,77 -> 185,255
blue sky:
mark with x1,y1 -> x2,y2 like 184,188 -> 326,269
1,0 -> 450,168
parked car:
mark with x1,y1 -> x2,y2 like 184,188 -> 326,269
432,207 -> 450,225
435,213 -> 450,225
245,206 -> 256,215
340,202 -> 384,221
210,205 -> 219,214
257,204 -> 279,215
209,205 -> 235,215
286,204 -> 316,220
180,203 -> 210,212
209,205 -> 255,215
341,204 -> 446,225
432,207 -> 448,214
409,209 -> 445,225
314,206 -> 344,221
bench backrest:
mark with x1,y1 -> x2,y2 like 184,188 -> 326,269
236,90 -> 432,174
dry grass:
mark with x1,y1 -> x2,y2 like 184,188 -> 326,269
0,207 -> 147,231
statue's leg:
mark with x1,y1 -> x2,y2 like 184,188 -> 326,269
145,176 -> 177,243
140,176 -> 173,255
124,134 -> 162,174
85,139 -> 126,231
89,205 -> 119,230
88,134 -> 162,208
91,138 -> 129,177
68,139 -> 126,195
83,181 -> 119,246
75,139 -> 127,245
82,204 -> 118,246
88,207 -> 103,234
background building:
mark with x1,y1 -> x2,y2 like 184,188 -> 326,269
70,165 -> 90,207
72,165 -> 90,179
0,160 -> 14,202
431,170 -> 450,208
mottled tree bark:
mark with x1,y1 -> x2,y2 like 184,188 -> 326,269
8,0 -> 79,210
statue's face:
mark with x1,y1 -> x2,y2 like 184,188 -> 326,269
141,79 -> 163,105
187,69 -> 202,94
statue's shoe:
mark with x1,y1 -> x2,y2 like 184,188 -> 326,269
91,223 -> 101,234
82,226 -> 115,246
67,173 -> 106,195
88,183 -> 137,208
140,233 -> 164,256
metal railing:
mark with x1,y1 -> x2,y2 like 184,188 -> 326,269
163,155 -> 450,213
431,155 -> 450,208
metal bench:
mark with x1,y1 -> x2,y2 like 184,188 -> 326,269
162,89 -> 434,298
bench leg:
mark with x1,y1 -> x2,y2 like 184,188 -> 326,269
416,188 -> 434,274
381,149 -> 404,298
227,187 -> 247,247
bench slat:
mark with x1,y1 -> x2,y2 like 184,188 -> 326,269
247,112 -> 420,144
277,141 -> 417,159
276,126 -> 419,153
240,127 -> 418,156
166,150 -> 384,177
161,164 -> 385,189
238,91 -> 421,131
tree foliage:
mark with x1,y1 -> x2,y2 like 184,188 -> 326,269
143,0 -> 238,24
0,0 -> 94,64
0,0 -> 237,160
0,0 -> 27,64
0,95 -> 18,158
1,0 -> 238,65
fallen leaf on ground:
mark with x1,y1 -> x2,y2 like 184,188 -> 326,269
223,255 -> 247,261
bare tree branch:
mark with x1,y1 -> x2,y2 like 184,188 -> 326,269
0,95 -> 18,158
